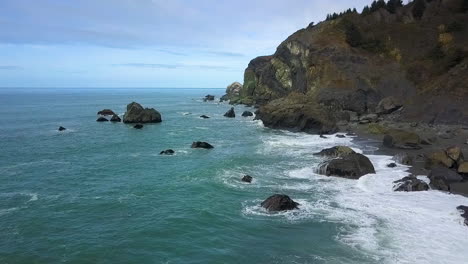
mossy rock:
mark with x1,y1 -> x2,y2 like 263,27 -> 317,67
367,123 -> 389,134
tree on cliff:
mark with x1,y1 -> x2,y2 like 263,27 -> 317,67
386,0 -> 404,13
412,0 -> 426,19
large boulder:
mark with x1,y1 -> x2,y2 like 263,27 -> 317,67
313,146 -> 355,158
318,153 -> 376,179
425,150 -> 455,169
260,194 -> 299,212
191,141 -> 214,149
123,102 -> 162,123
110,115 -> 121,122
393,176 -> 429,192
224,107 -> 236,118
383,129 -> 421,149
58,126 -> 66,131
428,167 -> 463,191
457,206 -> 468,226
97,109 -> 116,116
375,96 -> 402,115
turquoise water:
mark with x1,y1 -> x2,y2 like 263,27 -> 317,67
1,88 -> 468,264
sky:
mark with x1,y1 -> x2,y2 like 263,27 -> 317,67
0,0 -> 371,88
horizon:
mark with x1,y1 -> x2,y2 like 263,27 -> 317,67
0,0 -> 372,88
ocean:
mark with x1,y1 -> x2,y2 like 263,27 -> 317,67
0,88 -> 467,264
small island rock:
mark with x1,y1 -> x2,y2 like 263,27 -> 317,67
123,102 -> 162,124
241,175 -> 253,183
160,149 -> 175,155
261,194 -> 299,212
97,109 -> 116,116
97,117 -> 109,122
58,126 -> 66,131
191,141 -> 214,149
224,107 -> 236,118
241,111 -> 254,117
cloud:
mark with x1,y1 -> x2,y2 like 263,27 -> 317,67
0,65 -> 22,70
114,63 -> 233,70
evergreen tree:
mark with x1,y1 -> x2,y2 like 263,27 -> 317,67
386,0 -> 403,14
412,0 -> 426,19
362,5 -> 371,15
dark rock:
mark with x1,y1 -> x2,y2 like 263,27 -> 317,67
160,149 -> 175,155
191,141 -> 214,149
393,176 -> 429,192
58,126 -> 66,131
224,107 -> 236,118
203,95 -> 215,102
97,109 -> 116,116
241,175 -> 253,183
387,163 -> 397,168
376,96 -> 402,115
314,146 -> 355,158
133,124 -> 143,129
393,153 -> 414,165
383,129 -> 421,149
260,194 -> 299,212
457,205 -> 468,226
428,167 -> 463,191
123,102 -> 162,124
220,94 -> 229,102
96,117 -> 109,122
359,114 -> 378,124
320,135 -> 328,139
336,134 -> 346,138
450,182 -> 468,196
110,115 -> 121,122
318,153 -> 376,179
200,115 -> 210,119
241,111 -> 254,117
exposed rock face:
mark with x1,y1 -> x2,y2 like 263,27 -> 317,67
204,95 -> 215,102
313,146 -> 355,158
110,115 -> 121,122
393,176 -> 429,192
133,124 -> 143,129
58,126 -> 66,131
318,153 -> 376,179
457,206 -> 468,226
200,115 -> 210,119
260,194 -> 299,212
383,129 -> 421,149
241,111 -> 254,117
241,175 -> 253,183
235,1 -> 468,128
160,149 -> 175,155
191,141 -> 214,149
223,82 -> 243,103
123,102 -> 162,124
97,109 -> 116,116
224,107 -> 236,118
428,167 -> 463,191
96,117 -> 109,122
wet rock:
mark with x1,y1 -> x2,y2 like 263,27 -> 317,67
336,134 -> 346,138
220,94 -> 229,102
387,163 -> 397,168
450,182 -> 468,196
383,129 -> 421,149
376,96 -> 402,115
241,111 -> 254,117
97,109 -> 116,116
428,167 -> 463,191
241,175 -> 253,183
96,117 -> 109,122
123,102 -> 162,124
203,95 -> 215,102
318,153 -> 376,179
320,135 -> 328,139
393,153 -> 414,165
58,126 -> 66,131
110,115 -> 121,122
191,141 -> 214,149
314,146 -> 355,158
200,115 -> 210,119
260,194 -> 299,212
133,124 -> 143,129
425,150 -> 455,169
160,149 -> 175,155
224,107 -> 236,118
457,206 -> 468,226
393,176 -> 429,192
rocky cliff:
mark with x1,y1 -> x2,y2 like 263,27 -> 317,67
237,0 -> 468,133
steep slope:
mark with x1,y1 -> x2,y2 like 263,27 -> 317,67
237,0 -> 468,133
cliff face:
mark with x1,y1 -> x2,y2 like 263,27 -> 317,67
238,0 -> 468,133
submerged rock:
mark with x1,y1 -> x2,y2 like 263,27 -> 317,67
428,167 -> 463,191
318,153 -> 375,179
97,109 -> 116,116
58,126 -> 66,131
96,117 -> 109,122
203,95 -> 215,102
393,176 -> 429,192
133,124 -> 144,129
191,141 -> 214,149
261,194 -> 299,212
123,102 -> 162,124
110,115 -> 121,122
224,107 -> 236,118
314,146 -> 355,158
160,149 -> 175,155
387,163 -> 397,168
336,134 -> 346,138
241,111 -> 254,117
241,175 -> 253,183
200,115 -> 210,119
